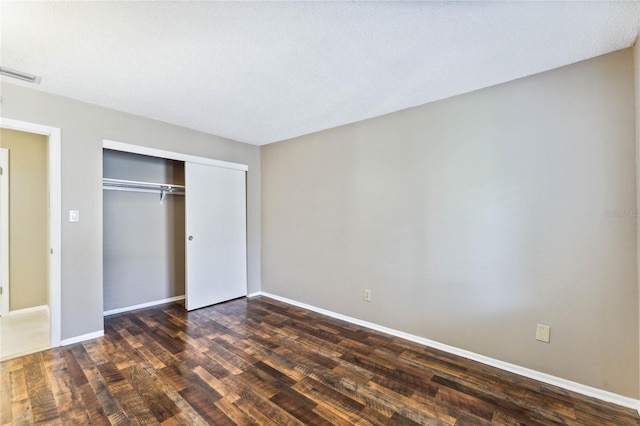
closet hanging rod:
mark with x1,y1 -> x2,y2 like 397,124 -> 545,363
102,177 -> 185,195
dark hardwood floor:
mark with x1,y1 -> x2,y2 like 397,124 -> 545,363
2,296 -> 639,425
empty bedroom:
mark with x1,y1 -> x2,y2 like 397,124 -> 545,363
1,1 -> 640,424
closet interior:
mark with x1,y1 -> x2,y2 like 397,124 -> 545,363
103,149 -> 186,314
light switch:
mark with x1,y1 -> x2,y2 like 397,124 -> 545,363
69,210 -> 80,222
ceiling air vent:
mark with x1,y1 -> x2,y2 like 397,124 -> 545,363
0,66 -> 41,84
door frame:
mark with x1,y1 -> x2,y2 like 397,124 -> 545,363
0,148 -> 9,317
0,118 -> 62,347
102,139 -> 248,171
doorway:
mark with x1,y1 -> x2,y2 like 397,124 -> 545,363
0,118 -> 61,359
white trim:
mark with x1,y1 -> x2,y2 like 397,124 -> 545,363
103,295 -> 185,316
61,330 -> 105,346
0,118 -> 62,348
258,291 -> 640,413
247,292 -> 261,298
8,304 -> 49,316
0,148 -> 8,317
102,139 -> 248,172
634,34 -> 640,409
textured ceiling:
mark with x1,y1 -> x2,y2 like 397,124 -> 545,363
1,2 -> 639,146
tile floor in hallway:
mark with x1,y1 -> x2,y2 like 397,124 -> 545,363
0,307 -> 50,361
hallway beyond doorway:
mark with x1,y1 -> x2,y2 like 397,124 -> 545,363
0,308 -> 50,361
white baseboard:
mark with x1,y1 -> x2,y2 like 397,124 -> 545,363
8,305 -> 49,316
61,330 -> 104,346
257,291 -> 640,413
103,295 -> 185,316
247,292 -> 261,298
63,294 -> 186,346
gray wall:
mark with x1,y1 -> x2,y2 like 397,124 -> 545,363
261,49 -> 638,397
103,150 -> 185,311
0,82 -> 260,340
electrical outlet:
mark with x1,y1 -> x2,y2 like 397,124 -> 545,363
536,324 -> 550,343
363,289 -> 372,302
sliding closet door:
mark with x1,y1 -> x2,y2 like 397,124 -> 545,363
185,162 -> 247,310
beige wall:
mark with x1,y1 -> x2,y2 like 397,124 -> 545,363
0,83 -> 260,340
262,49 -> 638,397
0,129 -> 48,310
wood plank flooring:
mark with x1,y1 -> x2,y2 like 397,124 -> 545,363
2,296 -> 639,425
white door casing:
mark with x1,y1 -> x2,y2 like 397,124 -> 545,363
0,118 -> 61,347
185,162 -> 247,310
0,148 -> 8,316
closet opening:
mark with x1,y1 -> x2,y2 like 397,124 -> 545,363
103,149 -> 186,315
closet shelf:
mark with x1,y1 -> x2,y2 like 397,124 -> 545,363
103,178 -> 185,202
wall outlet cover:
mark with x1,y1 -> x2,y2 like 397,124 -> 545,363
536,324 -> 550,343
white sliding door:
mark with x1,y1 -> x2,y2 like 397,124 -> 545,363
185,162 -> 247,310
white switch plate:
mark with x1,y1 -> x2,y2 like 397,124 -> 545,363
536,324 -> 550,343
69,210 -> 80,222
363,289 -> 372,302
